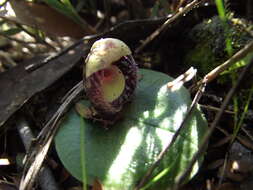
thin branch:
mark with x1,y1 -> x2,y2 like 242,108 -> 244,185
215,126 -> 253,154
0,32 -> 35,53
200,104 -> 234,115
242,127 -> 253,142
15,23 -> 57,51
134,0 -> 208,54
202,40 -> 253,84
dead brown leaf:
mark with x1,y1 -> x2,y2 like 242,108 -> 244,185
10,0 -> 94,38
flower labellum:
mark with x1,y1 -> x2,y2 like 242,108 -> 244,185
84,38 -> 138,122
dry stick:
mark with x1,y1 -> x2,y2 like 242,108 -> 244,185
237,134 -> 253,152
16,23 -> 57,51
217,126 -> 253,156
200,104 -> 234,115
134,0 -> 208,54
134,81 -> 206,190
202,40 -> 253,84
242,127 -> 253,142
172,58 -> 253,190
19,81 -> 84,190
0,32 -> 35,53
17,118 -> 59,190
189,39 -> 253,92
213,124 -> 253,152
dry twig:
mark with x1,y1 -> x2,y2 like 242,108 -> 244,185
134,0 -> 208,54
201,40 -> 253,84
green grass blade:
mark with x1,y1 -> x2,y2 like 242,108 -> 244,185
215,0 -> 226,21
139,155 -> 179,190
80,117 -> 87,190
1,28 -> 22,36
42,0 -> 86,26
232,85 -> 253,141
215,0 -> 239,131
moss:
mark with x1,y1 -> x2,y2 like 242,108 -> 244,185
184,16 -> 253,77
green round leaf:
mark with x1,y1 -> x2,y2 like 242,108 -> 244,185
55,69 -> 207,190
